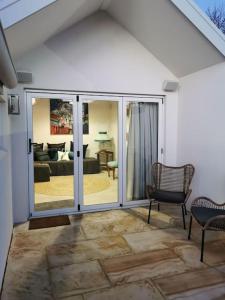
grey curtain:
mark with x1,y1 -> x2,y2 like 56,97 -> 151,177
127,102 -> 158,200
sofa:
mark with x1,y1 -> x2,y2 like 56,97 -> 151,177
35,158 -> 100,177
33,142 -> 101,182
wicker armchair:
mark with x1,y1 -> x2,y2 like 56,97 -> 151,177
188,197 -> 225,262
146,162 -> 195,229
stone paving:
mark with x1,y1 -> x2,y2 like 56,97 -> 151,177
1,205 -> 225,299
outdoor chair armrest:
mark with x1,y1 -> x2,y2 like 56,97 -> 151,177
191,197 -> 225,230
184,189 -> 192,203
204,215 -> 225,231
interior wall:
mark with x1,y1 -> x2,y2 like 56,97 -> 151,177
10,11 -> 178,223
0,88 -> 13,287
33,99 -> 118,158
177,62 -> 225,205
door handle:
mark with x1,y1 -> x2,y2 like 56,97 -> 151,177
28,138 -> 35,154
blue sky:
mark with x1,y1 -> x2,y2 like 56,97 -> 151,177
194,0 -> 225,11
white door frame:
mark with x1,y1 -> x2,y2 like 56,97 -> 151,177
26,90 -> 165,217
78,95 -> 123,211
122,96 -> 164,207
26,91 -> 79,217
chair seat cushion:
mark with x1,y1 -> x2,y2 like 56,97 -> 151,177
150,190 -> 186,204
107,161 -> 118,168
192,206 -> 225,226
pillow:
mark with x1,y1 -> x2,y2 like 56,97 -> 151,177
48,149 -> 58,161
70,143 -> 88,158
69,152 -> 74,160
35,151 -> 50,161
33,143 -> 44,161
83,144 -> 88,158
70,141 -> 74,152
57,151 -> 70,161
33,143 -> 44,152
48,142 -> 65,151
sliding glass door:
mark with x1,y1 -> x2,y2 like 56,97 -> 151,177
123,97 -> 164,205
27,92 -> 163,217
27,92 -> 79,217
78,95 -> 123,210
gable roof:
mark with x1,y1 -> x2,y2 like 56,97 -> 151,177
4,0 -> 104,59
107,0 -> 225,77
3,0 -> 225,77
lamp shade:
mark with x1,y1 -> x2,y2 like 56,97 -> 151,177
94,131 -> 111,142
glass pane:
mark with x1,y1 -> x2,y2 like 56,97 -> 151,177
193,0 -> 225,35
82,100 -> 119,205
32,98 -> 74,211
126,101 -> 158,201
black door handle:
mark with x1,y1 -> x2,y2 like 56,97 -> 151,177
28,138 -> 35,154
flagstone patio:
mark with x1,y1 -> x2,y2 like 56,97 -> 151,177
1,205 -> 225,299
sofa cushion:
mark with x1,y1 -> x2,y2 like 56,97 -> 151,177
191,206 -> 225,226
69,152 -> 74,160
150,190 -> 186,204
83,144 -> 88,158
47,160 -> 74,176
57,151 -> 70,161
70,142 -> 88,158
48,149 -> 58,161
47,142 -> 65,151
35,151 -> 50,161
33,143 -> 44,161
33,143 -> 44,152
107,161 -> 118,168
70,141 -> 74,152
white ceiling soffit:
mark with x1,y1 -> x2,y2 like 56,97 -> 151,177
107,0 -> 225,77
171,0 -> 225,56
5,0 -> 103,59
0,0 -> 57,29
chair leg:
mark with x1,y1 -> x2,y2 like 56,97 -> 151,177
107,167 -> 110,177
200,229 -> 205,262
188,215 -> 192,240
148,201 -> 152,224
184,204 -> 187,215
181,204 -> 186,230
157,203 -> 160,211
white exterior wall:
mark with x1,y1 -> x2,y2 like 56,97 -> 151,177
0,89 -> 13,287
178,62 -> 225,205
11,12 -> 179,223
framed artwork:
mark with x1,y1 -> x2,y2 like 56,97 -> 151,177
50,99 -> 89,135
50,99 -> 73,135
8,94 -> 20,115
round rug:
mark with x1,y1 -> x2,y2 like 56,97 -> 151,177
35,174 -> 111,196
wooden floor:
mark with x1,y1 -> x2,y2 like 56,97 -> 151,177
2,205 -> 225,299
